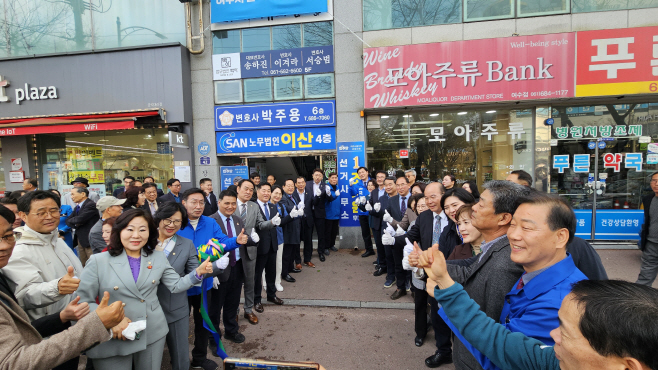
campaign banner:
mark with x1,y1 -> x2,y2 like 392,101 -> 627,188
216,127 -> 336,154
337,141 -> 365,227
211,0 -> 328,23
363,33 -> 575,108
215,100 -> 335,131
220,166 -> 249,190
576,26 -> 658,97
241,45 -> 334,78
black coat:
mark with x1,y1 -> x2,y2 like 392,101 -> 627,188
368,188 -> 385,231
641,194 -> 654,250
395,210 -> 453,256
140,198 -> 166,215
370,193 -> 393,235
280,194 -> 301,245
65,199 -> 100,248
439,218 -> 461,259
256,202 -> 279,255
304,181 -> 328,223
203,192 -> 218,216
567,236 -> 608,280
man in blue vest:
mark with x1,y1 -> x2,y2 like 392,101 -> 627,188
349,166 -> 374,257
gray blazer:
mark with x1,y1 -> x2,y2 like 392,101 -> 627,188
89,219 -> 105,254
77,249 -> 201,359
237,200 -> 274,261
210,213 -> 249,282
156,235 -> 199,324
446,235 -> 524,370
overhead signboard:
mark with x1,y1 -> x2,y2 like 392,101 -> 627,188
211,0 -> 328,23
215,100 -> 335,131
216,126 -> 336,154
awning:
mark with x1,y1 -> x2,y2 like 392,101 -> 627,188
0,110 -> 162,136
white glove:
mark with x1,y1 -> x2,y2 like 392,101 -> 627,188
250,229 -> 260,243
326,186 -> 332,196
402,256 -> 411,271
382,232 -> 395,245
122,320 -> 147,341
271,213 -> 281,226
385,222 -> 396,237
335,189 -> 341,196
356,196 -> 365,205
212,277 -> 220,289
289,208 -> 298,218
215,252 -> 230,270
395,225 -> 405,236
365,202 -> 372,211
297,202 -> 305,212
314,187 -> 322,197
403,238 -> 414,257
374,203 -> 381,212
349,177 -> 358,186
382,210 -> 393,223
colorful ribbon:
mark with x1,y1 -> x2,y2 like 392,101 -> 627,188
197,239 -> 228,359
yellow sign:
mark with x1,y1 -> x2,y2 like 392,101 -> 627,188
67,147 -> 104,184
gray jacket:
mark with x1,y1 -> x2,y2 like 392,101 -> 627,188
89,219 -> 106,254
446,235 -> 524,370
77,249 -> 201,359
156,235 -> 199,324
237,200 -> 275,262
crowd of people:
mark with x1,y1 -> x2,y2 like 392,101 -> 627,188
0,168 -> 657,370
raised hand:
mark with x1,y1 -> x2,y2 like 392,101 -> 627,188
59,295 -> 90,322
250,229 -> 260,243
289,208 -> 299,218
384,222 -> 396,237
408,242 -> 421,267
349,177 -> 358,186
373,203 -> 381,212
236,228 -> 249,245
58,266 -> 80,295
296,203 -> 305,212
335,189 -> 341,196
215,252 -> 230,270
403,238 -> 414,257
314,187 -> 322,197
96,291 -> 125,330
271,212 -> 281,226
365,202 -> 372,211
382,210 -> 393,223
395,225 -> 405,237
326,186 -> 332,196
196,257 -> 214,276
382,232 -> 395,246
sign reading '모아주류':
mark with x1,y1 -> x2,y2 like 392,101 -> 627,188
363,33 -> 575,109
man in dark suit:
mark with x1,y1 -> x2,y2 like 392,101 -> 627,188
294,176 -> 314,268
112,176 -> 135,198
144,176 -> 164,197
65,187 -> 100,266
382,176 -> 411,299
638,171 -> 658,286
160,178 -> 182,203
200,178 -> 218,216
304,168 -> 329,261
209,189 -> 251,344
281,179 -> 302,278
141,183 -> 165,217
253,183 -> 284,312
366,171 -> 387,268
369,176 -> 397,287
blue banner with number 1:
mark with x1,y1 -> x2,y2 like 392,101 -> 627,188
337,142 -> 365,227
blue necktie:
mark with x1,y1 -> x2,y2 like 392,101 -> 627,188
401,196 -> 407,215
264,204 -> 270,220
75,205 -> 80,214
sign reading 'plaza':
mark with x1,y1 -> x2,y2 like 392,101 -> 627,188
0,75 -> 58,105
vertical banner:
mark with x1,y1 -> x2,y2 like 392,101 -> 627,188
220,166 -> 249,191
337,141 -> 365,227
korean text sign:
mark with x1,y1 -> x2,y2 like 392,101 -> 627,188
220,166 -> 249,190
337,142 -> 365,227
215,100 -> 335,131
363,33 -> 575,108
241,45 -> 334,78
576,26 -> 658,97
211,0 -> 328,23
216,127 -> 336,154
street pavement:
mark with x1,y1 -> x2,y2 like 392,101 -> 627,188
80,247 -> 656,370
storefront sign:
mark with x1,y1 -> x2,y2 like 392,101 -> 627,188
648,143 -> 658,153
363,33 -> 575,109
648,153 -> 658,164
554,123 -> 642,139
9,171 -> 24,183
239,45 -> 334,78
399,149 -> 408,158
574,210 -> 643,240
220,166 -> 249,190
212,53 -> 241,80
553,153 -> 642,173
215,100 -> 335,131
216,126 -> 336,154
576,26 -> 658,97
169,132 -> 189,149
13,83 -> 58,105
211,0 -> 328,23
0,120 -> 134,136
67,146 -> 104,184
10,158 -> 22,171
337,141 -> 365,227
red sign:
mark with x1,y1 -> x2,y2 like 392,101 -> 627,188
399,149 -> 409,158
576,26 -> 658,97
0,120 -> 134,136
363,33 -> 575,109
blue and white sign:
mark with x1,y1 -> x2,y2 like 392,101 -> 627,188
216,127 -> 336,154
240,45 -> 334,78
574,210 -> 643,240
211,0 -> 328,23
587,141 -> 596,150
199,156 -> 211,165
215,100 -> 335,131
598,141 -> 607,149
337,141 -> 365,227
220,166 -> 249,190
198,141 -> 211,156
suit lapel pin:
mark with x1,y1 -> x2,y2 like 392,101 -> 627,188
147,261 -> 152,269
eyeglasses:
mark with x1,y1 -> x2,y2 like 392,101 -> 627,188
186,201 -> 204,206
651,180 -> 658,184
29,209 -> 60,219
162,219 -> 182,226
0,234 -> 15,244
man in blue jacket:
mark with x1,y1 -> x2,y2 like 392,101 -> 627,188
349,166 -> 374,257
177,188 -> 248,370
324,172 -> 340,253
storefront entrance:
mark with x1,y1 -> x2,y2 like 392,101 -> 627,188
550,103 -> 658,241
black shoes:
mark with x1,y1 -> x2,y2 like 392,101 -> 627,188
362,250 -> 375,258
425,352 -> 453,368
415,336 -> 424,347
191,359 -> 219,370
254,303 -> 264,313
283,274 -> 296,283
319,253 -> 326,262
267,296 -> 284,305
330,246 -> 338,252
373,267 -> 387,276
390,289 -> 407,300
290,267 -> 302,273
324,249 -> 330,256
224,332 -> 246,344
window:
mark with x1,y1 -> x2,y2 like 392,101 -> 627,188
363,0 -> 462,31
464,0 -> 514,21
272,24 -> 302,50
242,27 -> 270,52
518,0 -> 569,16
304,74 -> 335,98
214,80 -> 243,104
572,0 -> 658,12
243,78 -> 273,102
213,30 -> 241,54
274,76 -> 303,100
303,22 -> 333,47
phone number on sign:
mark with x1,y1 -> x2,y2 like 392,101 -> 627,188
516,90 -> 570,98
305,115 -> 332,121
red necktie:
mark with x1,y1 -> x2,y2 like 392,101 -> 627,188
516,274 -> 526,290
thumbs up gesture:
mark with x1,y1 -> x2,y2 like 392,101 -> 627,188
335,189 -> 341,196
58,266 -> 80,295
215,253 -> 230,270
382,210 -> 393,223
349,177 -> 358,186
271,212 -> 281,226
364,202 -> 372,211
373,203 -> 381,212
296,203 -> 305,213
408,242 -> 421,268
325,185 -> 332,196
236,228 -> 249,245
196,257 -> 214,276
403,238 -> 414,256
59,295 -> 90,322
314,187 -> 322,197
395,225 -> 405,237
250,229 -> 260,243
96,291 -> 126,330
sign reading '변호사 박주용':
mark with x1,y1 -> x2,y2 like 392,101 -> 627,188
363,33 -> 575,109
215,100 -> 335,131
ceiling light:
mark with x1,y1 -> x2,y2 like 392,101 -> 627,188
458,112 -> 468,115
99,139 -> 109,142
147,134 -> 152,138
429,114 -> 439,117
403,114 -> 410,117
486,110 -> 496,114
381,115 -> 389,118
